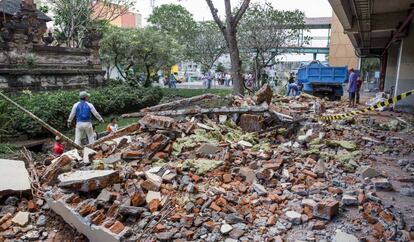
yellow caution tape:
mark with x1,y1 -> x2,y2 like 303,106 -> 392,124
316,89 -> 414,121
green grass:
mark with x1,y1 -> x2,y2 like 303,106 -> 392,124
161,88 -> 232,98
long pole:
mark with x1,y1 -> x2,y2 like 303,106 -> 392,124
0,92 -> 83,150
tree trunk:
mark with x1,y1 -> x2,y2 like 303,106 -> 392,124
145,65 -> 152,87
227,30 -> 243,95
122,105 -> 269,118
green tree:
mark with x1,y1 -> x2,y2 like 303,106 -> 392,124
100,27 -> 183,87
238,3 -> 308,89
361,58 -> 380,81
206,0 -> 251,95
148,4 -> 197,58
51,0 -> 134,47
216,62 -> 225,73
189,21 -> 226,73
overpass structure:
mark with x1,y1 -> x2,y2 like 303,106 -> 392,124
286,17 -> 332,59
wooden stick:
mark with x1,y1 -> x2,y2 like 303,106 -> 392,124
0,91 -> 82,149
122,105 -> 269,118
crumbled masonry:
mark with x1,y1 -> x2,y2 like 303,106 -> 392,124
1,87 -> 414,241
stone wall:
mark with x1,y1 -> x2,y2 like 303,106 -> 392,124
0,43 -> 106,93
0,70 -> 105,92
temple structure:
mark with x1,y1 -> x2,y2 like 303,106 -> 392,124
0,0 -> 105,92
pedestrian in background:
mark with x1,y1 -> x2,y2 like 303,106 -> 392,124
347,68 -> 358,107
67,91 -> 104,145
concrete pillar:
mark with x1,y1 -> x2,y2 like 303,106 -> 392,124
394,22 -> 414,112
384,43 -> 400,93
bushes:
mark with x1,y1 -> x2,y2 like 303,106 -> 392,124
0,85 -> 163,138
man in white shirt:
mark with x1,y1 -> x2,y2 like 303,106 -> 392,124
67,91 -> 104,145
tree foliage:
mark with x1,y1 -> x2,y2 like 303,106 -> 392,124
238,3 -> 308,87
148,4 -> 197,45
100,27 -> 183,87
50,0 -> 134,47
189,21 -> 226,72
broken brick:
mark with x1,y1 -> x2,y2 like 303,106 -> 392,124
313,200 -> 339,220
209,202 -> 221,212
109,221 -> 125,234
148,199 -> 160,212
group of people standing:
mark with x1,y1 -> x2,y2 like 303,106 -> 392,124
202,72 -> 232,89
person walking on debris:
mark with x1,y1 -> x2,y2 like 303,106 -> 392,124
347,68 -> 358,107
67,91 -> 104,145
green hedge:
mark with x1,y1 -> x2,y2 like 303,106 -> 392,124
0,85 -> 163,138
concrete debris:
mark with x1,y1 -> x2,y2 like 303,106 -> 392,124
285,211 -> 302,225
252,183 -> 267,196
83,147 -> 97,164
0,159 -> 31,195
11,211 -> 30,226
220,223 -> 233,234
372,178 -> 392,190
41,155 -> 74,185
146,191 -> 161,204
2,91 -> 413,242
341,195 -> 358,206
358,166 -> 380,179
44,192 -> 129,242
58,170 -> 120,192
196,143 -> 220,155
332,229 -> 359,242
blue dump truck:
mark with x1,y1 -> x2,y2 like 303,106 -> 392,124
297,61 -> 348,100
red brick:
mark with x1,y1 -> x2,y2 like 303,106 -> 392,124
209,202 -> 221,212
149,199 -> 160,212
223,174 -> 232,183
109,221 -> 125,234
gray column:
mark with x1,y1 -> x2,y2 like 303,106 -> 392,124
394,22 -> 414,112
384,43 -> 400,93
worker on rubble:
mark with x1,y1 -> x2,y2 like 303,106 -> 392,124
347,68 -> 358,107
286,73 -> 300,96
67,91 -> 104,145
52,136 -> 64,156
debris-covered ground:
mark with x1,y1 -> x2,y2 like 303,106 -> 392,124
1,85 -> 414,242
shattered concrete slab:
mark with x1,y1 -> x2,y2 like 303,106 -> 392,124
58,170 -> 119,192
44,191 -> 129,242
0,159 -> 31,195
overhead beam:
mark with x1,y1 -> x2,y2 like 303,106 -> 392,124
329,0 -> 353,29
345,11 -> 408,33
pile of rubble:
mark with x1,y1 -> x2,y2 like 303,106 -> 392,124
1,84 -> 414,242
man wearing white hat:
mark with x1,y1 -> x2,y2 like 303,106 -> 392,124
67,91 -> 104,145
